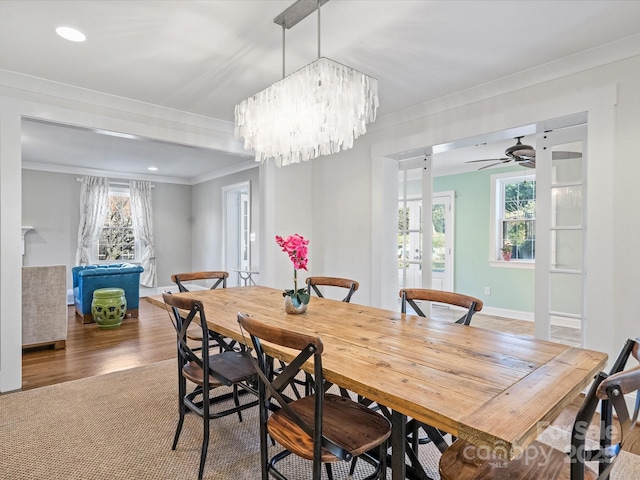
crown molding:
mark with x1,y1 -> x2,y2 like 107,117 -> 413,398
0,68 -> 235,135
373,32 -> 640,132
21,161 -> 191,185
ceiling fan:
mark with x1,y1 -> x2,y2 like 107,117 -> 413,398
466,136 -> 536,170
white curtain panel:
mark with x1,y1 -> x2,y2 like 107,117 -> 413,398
75,176 -> 109,266
129,180 -> 157,287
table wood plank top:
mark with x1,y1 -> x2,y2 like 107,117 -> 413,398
149,286 -> 607,460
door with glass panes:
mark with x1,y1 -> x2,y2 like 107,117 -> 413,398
398,166 -> 453,293
535,124 -> 587,346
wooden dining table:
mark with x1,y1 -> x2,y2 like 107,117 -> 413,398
150,285 -> 608,480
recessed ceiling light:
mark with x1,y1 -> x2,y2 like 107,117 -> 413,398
147,166 -> 158,172
56,26 -> 86,42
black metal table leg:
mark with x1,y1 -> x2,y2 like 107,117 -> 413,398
391,410 -> 407,480
390,410 -> 436,480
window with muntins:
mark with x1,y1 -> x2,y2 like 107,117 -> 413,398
499,176 -> 536,260
98,187 -> 136,261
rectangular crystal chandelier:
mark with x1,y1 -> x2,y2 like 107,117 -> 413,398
234,0 -> 378,167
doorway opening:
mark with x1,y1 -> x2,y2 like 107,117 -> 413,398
397,162 -> 454,294
223,181 -> 251,287
389,112 -> 587,346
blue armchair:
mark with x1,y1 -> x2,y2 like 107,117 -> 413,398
73,263 -> 144,323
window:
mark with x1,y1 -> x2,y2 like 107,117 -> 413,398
492,172 -> 536,262
98,187 -> 136,261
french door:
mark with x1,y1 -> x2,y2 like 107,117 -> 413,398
432,192 -> 454,292
398,164 -> 454,294
535,124 -> 587,346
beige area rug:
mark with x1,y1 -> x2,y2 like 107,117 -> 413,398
0,361 -> 443,479
2,361 -> 638,479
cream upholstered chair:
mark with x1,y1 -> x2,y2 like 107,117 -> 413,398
22,265 -> 67,349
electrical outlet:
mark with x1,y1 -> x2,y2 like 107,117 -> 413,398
484,287 -> 491,295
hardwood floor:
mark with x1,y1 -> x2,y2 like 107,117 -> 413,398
431,305 -> 583,346
21,298 -> 176,391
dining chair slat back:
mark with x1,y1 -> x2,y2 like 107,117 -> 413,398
306,276 -> 359,303
400,288 -> 483,325
170,271 -> 233,351
171,271 -> 229,292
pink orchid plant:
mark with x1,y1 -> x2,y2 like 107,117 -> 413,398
275,234 -> 310,307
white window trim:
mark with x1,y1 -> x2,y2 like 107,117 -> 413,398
93,185 -> 140,264
489,170 -> 535,269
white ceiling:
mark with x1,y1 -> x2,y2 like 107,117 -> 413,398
5,0 -> 640,182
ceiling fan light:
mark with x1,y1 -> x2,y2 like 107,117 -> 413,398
506,143 -> 533,156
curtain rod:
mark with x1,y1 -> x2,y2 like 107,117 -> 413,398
76,178 -> 155,188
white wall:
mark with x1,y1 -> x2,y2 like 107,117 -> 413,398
146,181 -> 193,289
267,161 -> 314,291
309,150 -> 374,302
22,170 -> 79,286
0,111 -> 22,391
191,166 -> 260,285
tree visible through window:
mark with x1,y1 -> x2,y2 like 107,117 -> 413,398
98,191 -> 135,261
432,203 -> 445,272
501,178 -> 536,260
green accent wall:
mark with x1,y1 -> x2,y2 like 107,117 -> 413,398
434,167 -> 534,313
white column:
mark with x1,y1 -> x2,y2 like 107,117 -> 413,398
0,111 -> 22,392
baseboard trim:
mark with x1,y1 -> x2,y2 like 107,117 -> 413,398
440,306 -> 581,328
448,305 -> 581,329
479,306 -> 534,322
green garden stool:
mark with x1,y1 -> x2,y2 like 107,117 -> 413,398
91,288 -> 127,329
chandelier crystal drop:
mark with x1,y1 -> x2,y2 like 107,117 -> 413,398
235,57 -> 378,167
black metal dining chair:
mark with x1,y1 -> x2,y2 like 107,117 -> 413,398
276,276 -> 360,400
171,271 -> 229,292
306,276 -> 359,303
400,288 -> 483,325
237,312 -> 391,480
170,271 -> 236,353
163,292 -> 258,480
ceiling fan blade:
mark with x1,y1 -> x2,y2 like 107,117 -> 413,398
552,151 -> 582,160
465,157 -> 509,164
516,159 -> 536,168
510,148 -> 536,158
477,161 -> 510,170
